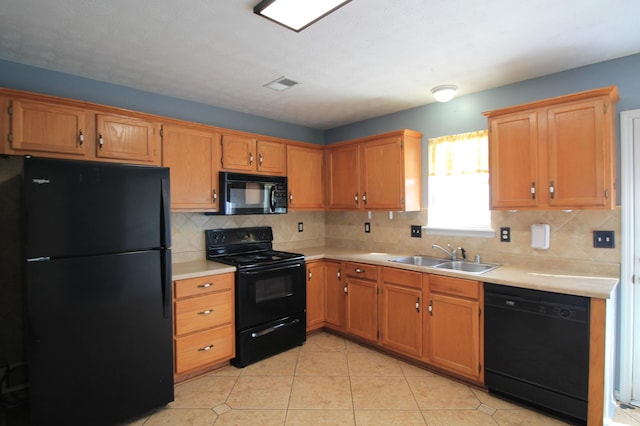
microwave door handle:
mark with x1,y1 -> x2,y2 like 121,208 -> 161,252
269,185 -> 276,212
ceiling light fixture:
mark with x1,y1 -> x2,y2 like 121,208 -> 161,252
431,85 -> 458,102
254,0 -> 352,32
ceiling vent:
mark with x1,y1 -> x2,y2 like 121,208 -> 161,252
264,76 -> 299,91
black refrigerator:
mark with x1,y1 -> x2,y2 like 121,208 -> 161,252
0,156 -> 174,425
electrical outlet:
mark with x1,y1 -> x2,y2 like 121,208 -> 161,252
365,222 -> 371,233
410,225 -> 422,238
298,222 -> 303,232
593,230 -> 615,248
500,227 -> 511,242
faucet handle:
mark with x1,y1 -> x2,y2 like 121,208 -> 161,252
458,247 -> 467,261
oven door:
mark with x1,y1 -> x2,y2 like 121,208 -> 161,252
236,261 -> 306,330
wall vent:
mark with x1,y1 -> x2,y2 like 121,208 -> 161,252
264,76 -> 299,91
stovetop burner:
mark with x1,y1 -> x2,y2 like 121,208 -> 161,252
205,227 -> 304,268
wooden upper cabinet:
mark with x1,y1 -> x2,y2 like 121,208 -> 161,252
488,111 -> 539,209
220,133 -> 256,171
220,133 -> 286,175
326,143 -> 360,209
547,99 -> 610,208
162,124 -> 218,211
95,113 -> 160,165
485,86 -> 618,210
287,144 -> 324,210
326,129 -> 422,211
8,99 -> 87,156
257,140 -> 286,175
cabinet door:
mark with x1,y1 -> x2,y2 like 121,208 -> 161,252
381,282 -> 422,358
220,133 -> 256,171
306,262 -> 326,332
427,293 -> 480,380
256,140 -> 286,175
326,144 -> 360,209
287,144 -> 325,210
325,261 -> 345,330
488,111 -> 539,209
345,277 -> 377,342
360,136 -> 403,210
162,125 -> 218,211
10,99 -> 87,156
547,99 -> 612,208
95,114 -> 159,164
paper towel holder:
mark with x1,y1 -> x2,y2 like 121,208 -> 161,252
531,223 -> 550,249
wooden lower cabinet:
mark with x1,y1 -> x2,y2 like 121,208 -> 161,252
319,261 -> 482,382
173,273 -> 235,381
306,261 -> 326,332
424,274 -> 483,381
324,261 -> 345,331
380,267 -> 422,358
344,262 -> 378,343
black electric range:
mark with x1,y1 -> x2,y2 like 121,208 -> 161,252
205,226 -> 306,367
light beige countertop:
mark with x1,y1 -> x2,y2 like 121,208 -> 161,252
172,260 -> 236,280
173,247 -> 619,299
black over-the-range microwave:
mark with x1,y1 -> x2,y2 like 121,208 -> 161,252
208,172 -> 288,215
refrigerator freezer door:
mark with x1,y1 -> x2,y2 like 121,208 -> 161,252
26,250 -> 174,425
24,157 -> 171,259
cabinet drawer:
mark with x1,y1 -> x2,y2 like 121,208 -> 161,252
382,267 -> 422,289
429,275 -> 479,300
175,291 -> 233,335
344,262 -> 378,280
175,324 -> 234,374
174,273 -> 233,299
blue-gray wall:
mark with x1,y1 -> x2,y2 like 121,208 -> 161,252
2,53 -> 640,193
0,59 -> 325,145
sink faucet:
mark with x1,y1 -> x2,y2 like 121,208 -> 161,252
432,244 -> 457,260
431,244 -> 467,261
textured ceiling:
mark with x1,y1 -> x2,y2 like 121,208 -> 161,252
0,0 -> 639,129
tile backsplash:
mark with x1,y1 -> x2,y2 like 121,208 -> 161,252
171,211 -> 326,263
172,207 -> 620,276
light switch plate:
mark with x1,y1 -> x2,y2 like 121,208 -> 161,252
411,225 -> 422,238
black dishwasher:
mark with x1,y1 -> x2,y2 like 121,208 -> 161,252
484,283 -> 590,423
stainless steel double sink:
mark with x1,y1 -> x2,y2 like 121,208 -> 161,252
389,255 -> 500,274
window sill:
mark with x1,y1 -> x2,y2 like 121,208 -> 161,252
424,226 -> 496,238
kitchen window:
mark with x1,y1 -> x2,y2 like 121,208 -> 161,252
427,129 -> 493,236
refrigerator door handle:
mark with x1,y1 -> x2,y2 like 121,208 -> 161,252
161,177 -> 171,248
161,249 -> 172,319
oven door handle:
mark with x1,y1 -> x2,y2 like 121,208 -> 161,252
240,262 -> 304,275
251,318 -> 301,338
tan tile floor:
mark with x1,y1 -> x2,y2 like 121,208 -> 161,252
125,332 -> 640,425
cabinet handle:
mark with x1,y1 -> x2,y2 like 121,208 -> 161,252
337,269 -> 341,279
289,192 -> 293,202
428,300 -> 433,316
363,192 -> 367,204
344,283 -> 348,294
197,308 -> 214,315
249,152 -> 254,165
549,181 -> 555,199
308,271 -> 312,280
98,133 -> 104,149
354,192 -> 359,204
78,130 -> 84,146
197,283 -> 212,288
259,153 -> 263,166
530,182 -> 536,199
198,344 -> 215,352
354,268 -> 365,273
212,189 -> 217,204
416,297 -> 420,312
